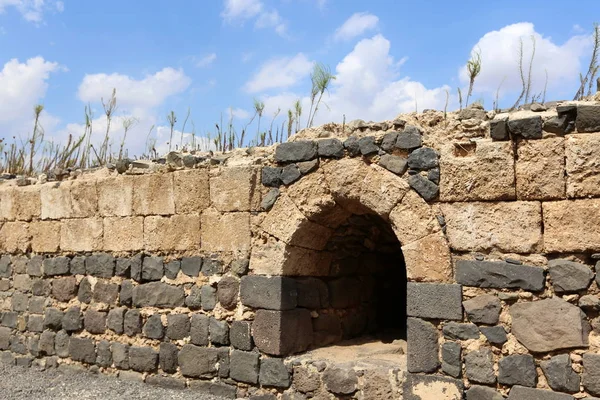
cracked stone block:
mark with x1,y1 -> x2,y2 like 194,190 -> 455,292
465,348 -> 496,385
541,354 -> 580,393
442,342 -> 461,378
455,260 -> 544,291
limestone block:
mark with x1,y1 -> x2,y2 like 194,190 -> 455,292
70,179 -> 98,218
250,236 -> 332,276
144,214 -> 200,251
132,174 -> 174,216
103,217 -> 144,252
322,158 -> 371,213
286,170 -> 350,229
60,218 -> 103,252
174,169 -> 210,213
516,137 -> 565,200
30,220 -> 60,253
403,374 -> 463,400
97,175 -> 133,216
201,209 -> 250,252
543,199 -> 600,252
260,194 -> 332,251
13,186 -> 41,221
566,133 -> 600,197
401,231 -> 452,282
360,164 -> 410,217
0,186 -> 15,221
209,166 -> 259,212
439,140 -> 515,201
41,182 -> 72,220
390,190 -> 440,246
0,222 -> 30,253
441,201 -> 542,253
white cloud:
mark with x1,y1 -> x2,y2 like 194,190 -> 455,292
459,22 -> 591,102
77,68 -> 191,112
229,107 -> 251,120
0,0 -> 64,23
221,0 -> 287,36
334,12 -> 379,42
244,53 -> 313,93
195,53 -> 217,68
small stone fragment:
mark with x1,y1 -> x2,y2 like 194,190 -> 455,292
443,322 -> 480,340
465,348 -> 496,385
480,326 -> 508,345
463,294 -> 501,325
379,154 -> 407,175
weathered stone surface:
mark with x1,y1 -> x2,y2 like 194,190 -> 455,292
439,140 -> 515,201
124,309 -> 142,336
490,117 -> 508,141
508,115 -> 543,139
190,314 -> 209,346
143,314 -> 164,339
201,259 -> 222,276
358,136 -> 379,155
96,340 -> 112,368
465,348 -> 496,384
403,374 -> 463,400
317,139 -> 344,158
510,297 -> 589,352
323,367 -> 357,394
262,167 -> 283,187
378,154 -> 407,175
103,216 -> 143,252
584,353 -> 600,396
43,256 -> 69,276
402,231 -> 453,282
230,350 -> 259,384
217,275 -> 239,310
543,199 -> 600,252
579,294 -> 600,310
201,209 -> 250,252
132,282 -> 185,308
541,354 -> 580,393
455,260 -> 545,291
408,174 -> 439,201
260,358 -> 291,388
178,344 -> 218,377
141,256 -> 163,281
566,134 -> 600,198
576,104 -> 600,132
173,169 -> 209,214
442,342 -> 462,378
68,337 -> 95,364
209,318 -> 229,346
107,307 -> 125,334
295,278 -> 328,309
276,142 -> 317,163
77,277 -> 93,303
119,280 -> 133,306
93,282 -> 119,304
407,317 -> 439,373
159,342 -> 179,373
189,381 -> 237,399
516,137 -> 565,200
84,309 -> 107,334
442,202 -> 542,253
397,125 -> 423,150
408,147 -> 438,170
240,276 -> 297,310
200,285 -> 216,311
180,256 -> 201,277
507,386 -> 574,400
407,283 -> 463,320
30,220 -> 59,252
39,331 -> 55,356
54,330 -> 69,358
443,322 -> 480,340
252,309 -> 312,356
466,385 -> 504,400
480,326 -> 508,345
463,294 -> 502,324
380,131 -> 398,152
44,308 -> 63,331
144,214 -> 201,251
129,346 -> 158,372
52,276 -> 78,302
230,321 -> 253,351
498,354 -> 537,387
343,136 -> 360,156
86,253 -> 114,278
0,221 -> 30,253
62,307 -> 82,332
281,164 -> 301,185
131,174 -> 174,215
261,188 -> 279,211
548,259 -> 594,293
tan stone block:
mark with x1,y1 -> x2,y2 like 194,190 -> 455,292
70,179 -> 98,218
132,174 -> 174,215
543,199 -> 600,252
260,194 -> 332,250
439,140 -> 516,201
209,166 -> 258,212
104,217 -> 144,252
0,186 -> 15,221
0,222 -> 30,253
250,235 -> 332,276
30,220 -> 60,253
516,138 -> 565,200
322,158 -> 372,213
174,169 -> 210,213
441,201 -> 542,253
60,218 -> 103,252
390,190 -> 441,246
13,186 -> 41,221
360,164 -> 410,217
401,231 -> 452,282
97,175 -> 133,216
144,214 -> 200,251
286,170 -> 350,228
201,209 -> 250,252
40,182 -> 72,220
565,133 -> 600,198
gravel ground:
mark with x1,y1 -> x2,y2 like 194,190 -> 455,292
0,364 -> 227,400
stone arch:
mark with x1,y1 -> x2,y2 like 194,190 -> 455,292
248,158 -> 452,357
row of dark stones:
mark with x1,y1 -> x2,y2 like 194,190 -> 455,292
491,104 -> 600,140
263,125 -> 441,201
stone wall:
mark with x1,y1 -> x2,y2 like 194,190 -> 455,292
1,102 -> 600,399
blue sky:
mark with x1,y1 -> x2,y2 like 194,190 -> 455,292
0,0 -> 597,154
